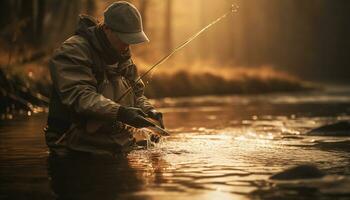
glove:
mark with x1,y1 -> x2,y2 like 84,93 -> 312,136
150,134 -> 161,143
117,106 -> 155,128
147,109 -> 165,128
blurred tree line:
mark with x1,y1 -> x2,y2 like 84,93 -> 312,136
223,0 -> 350,83
170,0 -> 350,83
1,0 -> 350,82
0,0 -> 96,116
0,0 -> 94,60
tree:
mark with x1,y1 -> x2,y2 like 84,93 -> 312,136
164,0 -> 172,53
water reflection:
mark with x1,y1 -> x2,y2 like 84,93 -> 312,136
47,154 -> 142,200
47,149 -> 173,200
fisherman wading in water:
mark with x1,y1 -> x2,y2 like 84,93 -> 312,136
45,1 -> 164,156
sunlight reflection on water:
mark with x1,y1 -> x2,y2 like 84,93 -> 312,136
126,118 -> 350,198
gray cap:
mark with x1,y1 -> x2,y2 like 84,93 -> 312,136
104,1 -> 149,44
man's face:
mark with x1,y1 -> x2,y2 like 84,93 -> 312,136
104,26 -> 130,53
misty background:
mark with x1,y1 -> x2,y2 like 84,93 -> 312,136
1,0 -> 349,83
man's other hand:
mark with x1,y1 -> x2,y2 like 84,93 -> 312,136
147,109 -> 165,128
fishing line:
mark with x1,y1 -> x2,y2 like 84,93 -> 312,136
116,3 -> 239,103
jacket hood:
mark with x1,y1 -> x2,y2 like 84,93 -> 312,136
75,15 -> 102,52
76,15 -> 98,34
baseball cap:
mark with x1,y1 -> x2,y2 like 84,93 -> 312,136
104,1 -> 149,44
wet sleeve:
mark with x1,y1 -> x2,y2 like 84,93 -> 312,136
49,38 -> 120,121
123,60 -> 155,113
134,79 -> 155,113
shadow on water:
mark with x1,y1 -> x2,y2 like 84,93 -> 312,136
47,154 -> 142,200
47,150 -> 173,200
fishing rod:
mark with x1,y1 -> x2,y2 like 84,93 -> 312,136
116,3 -> 239,103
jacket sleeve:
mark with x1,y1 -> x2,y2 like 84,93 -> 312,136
122,60 -> 155,113
49,37 -> 120,121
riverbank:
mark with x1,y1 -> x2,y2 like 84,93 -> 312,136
0,60 -> 315,118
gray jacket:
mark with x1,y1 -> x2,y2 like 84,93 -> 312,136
47,15 -> 154,136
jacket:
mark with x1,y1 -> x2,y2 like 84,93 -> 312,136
47,15 -> 154,138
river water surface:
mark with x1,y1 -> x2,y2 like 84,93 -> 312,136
1,87 -> 350,200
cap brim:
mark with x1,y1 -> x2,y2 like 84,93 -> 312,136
115,31 -> 149,45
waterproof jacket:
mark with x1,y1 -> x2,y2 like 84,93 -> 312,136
47,15 -> 154,135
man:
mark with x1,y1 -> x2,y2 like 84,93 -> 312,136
45,1 -> 164,155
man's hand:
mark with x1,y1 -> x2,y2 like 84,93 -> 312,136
118,106 -> 154,128
147,109 -> 165,128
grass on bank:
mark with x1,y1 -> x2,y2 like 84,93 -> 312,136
139,62 -> 314,98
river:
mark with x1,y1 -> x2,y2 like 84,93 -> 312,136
1,87 -> 350,200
